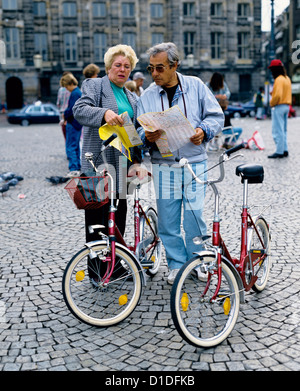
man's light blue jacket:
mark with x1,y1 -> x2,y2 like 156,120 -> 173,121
137,72 -> 224,165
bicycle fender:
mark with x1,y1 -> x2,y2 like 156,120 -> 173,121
194,251 -> 245,304
84,240 -> 147,286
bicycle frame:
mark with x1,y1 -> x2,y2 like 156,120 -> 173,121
180,145 -> 268,302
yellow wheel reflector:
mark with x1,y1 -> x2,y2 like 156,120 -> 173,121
151,255 -> 155,263
119,294 -> 128,306
223,297 -> 231,315
75,270 -> 85,282
181,293 -> 189,312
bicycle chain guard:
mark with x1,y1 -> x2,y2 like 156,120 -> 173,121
241,256 -> 258,291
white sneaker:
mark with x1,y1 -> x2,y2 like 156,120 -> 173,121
67,170 -> 80,178
167,269 -> 180,285
194,266 -> 207,282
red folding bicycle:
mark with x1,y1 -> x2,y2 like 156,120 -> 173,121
170,143 -> 271,348
63,134 -> 162,327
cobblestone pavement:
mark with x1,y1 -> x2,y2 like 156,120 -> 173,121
0,112 -> 300,372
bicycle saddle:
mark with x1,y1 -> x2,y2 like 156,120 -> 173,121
235,164 -> 264,184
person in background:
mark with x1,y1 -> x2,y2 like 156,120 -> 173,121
137,42 -> 224,285
207,72 -> 242,149
125,80 -> 139,96
73,44 -> 142,246
255,87 -> 265,120
56,71 -> 71,141
82,63 -> 100,79
268,59 -> 292,159
133,72 -> 145,97
60,73 -> 82,177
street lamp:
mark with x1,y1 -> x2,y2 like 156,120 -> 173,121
33,54 -> 43,101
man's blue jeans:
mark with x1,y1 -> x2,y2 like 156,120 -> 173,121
152,161 -> 207,270
271,104 -> 289,155
66,123 -> 81,171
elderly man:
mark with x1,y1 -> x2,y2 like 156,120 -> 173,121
137,42 -> 224,284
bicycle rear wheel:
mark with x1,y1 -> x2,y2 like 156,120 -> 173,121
249,218 -> 271,293
139,207 -> 162,275
62,243 -> 142,327
171,255 -> 240,348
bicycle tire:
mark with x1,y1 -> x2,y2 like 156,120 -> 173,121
139,207 -> 162,276
62,242 -> 142,327
171,255 -> 240,348
249,218 -> 271,293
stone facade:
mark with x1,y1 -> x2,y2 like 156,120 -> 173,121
0,0 -> 263,108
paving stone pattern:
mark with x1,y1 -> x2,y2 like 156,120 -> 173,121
0,113 -> 300,371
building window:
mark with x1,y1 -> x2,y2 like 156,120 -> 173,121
122,3 -> 135,18
297,0 -> 300,9
150,3 -> 163,18
183,2 -> 195,17
237,3 -> 250,17
211,32 -> 222,59
94,33 -> 107,61
211,2 -> 222,17
151,33 -> 164,46
183,32 -> 195,56
237,32 -> 250,59
34,33 -> 48,61
2,0 -> 17,10
63,2 -> 77,17
4,28 -> 20,59
123,33 -> 136,51
64,33 -> 77,62
33,2 -> 46,16
92,2 -> 106,17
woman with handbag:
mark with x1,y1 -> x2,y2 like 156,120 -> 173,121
73,44 -> 142,244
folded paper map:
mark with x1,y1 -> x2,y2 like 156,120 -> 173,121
99,112 -> 142,161
137,105 -> 195,157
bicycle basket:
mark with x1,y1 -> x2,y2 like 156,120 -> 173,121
64,175 -> 109,210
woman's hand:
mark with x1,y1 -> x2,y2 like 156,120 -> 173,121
104,110 -> 124,126
190,128 -> 205,145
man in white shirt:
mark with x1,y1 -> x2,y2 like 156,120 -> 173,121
137,42 -> 224,284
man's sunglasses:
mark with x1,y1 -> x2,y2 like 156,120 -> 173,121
146,65 -> 169,74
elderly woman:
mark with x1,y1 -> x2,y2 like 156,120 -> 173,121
73,44 -> 141,243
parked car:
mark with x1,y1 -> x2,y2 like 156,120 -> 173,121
225,100 -> 257,118
224,103 -> 245,118
7,103 -> 60,126
241,100 -> 256,117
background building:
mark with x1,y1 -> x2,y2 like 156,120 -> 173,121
0,0 -> 264,109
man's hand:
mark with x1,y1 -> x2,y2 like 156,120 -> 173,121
190,128 -> 205,145
145,129 -> 163,143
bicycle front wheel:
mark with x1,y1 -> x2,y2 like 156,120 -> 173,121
249,218 -> 271,293
62,243 -> 142,327
139,207 -> 162,276
171,255 -> 240,348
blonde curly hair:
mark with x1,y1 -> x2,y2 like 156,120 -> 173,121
104,44 -> 139,73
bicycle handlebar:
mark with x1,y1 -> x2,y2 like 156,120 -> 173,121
223,142 -> 246,157
102,133 -> 117,149
177,142 -> 245,186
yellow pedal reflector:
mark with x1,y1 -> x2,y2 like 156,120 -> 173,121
223,297 -> 231,315
180,293 -> 189,312
119,294 -> 128,306
75,270 -> 85,282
